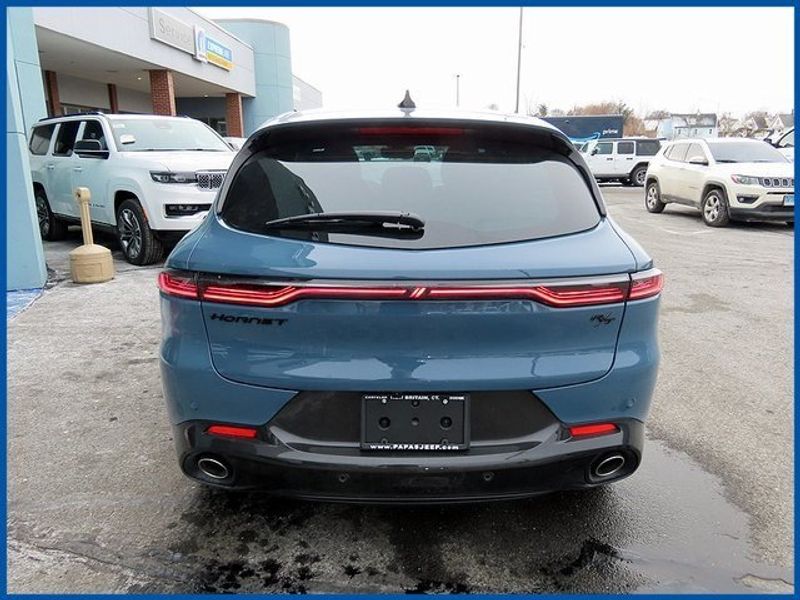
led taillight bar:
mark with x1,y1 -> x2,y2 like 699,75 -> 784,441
157,269 -> 662,309
629,271 -> 665,300
157,271 -> 198,298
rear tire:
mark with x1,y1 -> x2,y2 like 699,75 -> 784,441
34,188 -> 68,241
116,199 -> 163,265
630,165 -> 647,187
701,188 -> 730,227
645,181 -> 665,213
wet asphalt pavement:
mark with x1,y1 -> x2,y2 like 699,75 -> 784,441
7,186 -> 794,593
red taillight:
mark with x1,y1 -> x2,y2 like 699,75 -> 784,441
157,272 -> 198,299
207,424 -> 258,439
629,271 -> 664,300
158,271 -> 662,308
200,283 -> 408,307
569,423 -> 619,438
357,127 -> 465,136
425,283 -> 627,307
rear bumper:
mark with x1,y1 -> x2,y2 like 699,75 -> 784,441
174,418 -> 644,502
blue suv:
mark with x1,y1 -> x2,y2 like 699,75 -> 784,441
158,107 -> 662,502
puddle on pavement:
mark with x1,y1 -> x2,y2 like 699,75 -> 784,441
142,438 -> 792,594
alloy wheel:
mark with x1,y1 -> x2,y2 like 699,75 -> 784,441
646,185 -> 658,208
635,169 -> 646,185
36,195 -> 50,237
704,194 -> 721,222
119,208 -> 142,259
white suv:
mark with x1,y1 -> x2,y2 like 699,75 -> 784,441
28,114 -> 236,264
583,137 -> 662,186
644,138 -> 794,227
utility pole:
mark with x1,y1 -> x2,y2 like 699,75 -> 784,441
455,74 -> 461,107
514,7 -> 523,113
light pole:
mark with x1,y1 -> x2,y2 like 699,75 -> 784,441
515,7 -> 523,113
455,74 -> 461,107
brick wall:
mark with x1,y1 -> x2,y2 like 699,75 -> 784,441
107,83 -> 119,113
44,70 -> 61,117
225,92 -> 244,137
149,70 -> 176,116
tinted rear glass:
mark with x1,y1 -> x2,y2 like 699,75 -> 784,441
29,124 -> 55,155
636,140 -> 661,156
220,124 -> 601,249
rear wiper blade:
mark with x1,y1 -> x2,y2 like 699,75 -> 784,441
263,211 -> 425,232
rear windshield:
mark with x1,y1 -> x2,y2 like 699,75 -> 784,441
220,124 -> 601,249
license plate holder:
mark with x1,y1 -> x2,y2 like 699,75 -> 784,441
784,194 -> 794,207
361,393 -> 470,451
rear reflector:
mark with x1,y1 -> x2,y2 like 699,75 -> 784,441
569,423 -> 619,438
207,424 -> 258,439
157,269 -> 662,309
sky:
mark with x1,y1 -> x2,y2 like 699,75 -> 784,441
196,7 -> 794,117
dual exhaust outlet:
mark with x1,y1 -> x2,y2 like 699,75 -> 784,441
592,452 -> 626,479
197,456 -> 231,481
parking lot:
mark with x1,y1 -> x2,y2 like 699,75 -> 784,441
7,185 -> 794,593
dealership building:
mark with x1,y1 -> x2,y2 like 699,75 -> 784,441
8,8 -> 321,292
32,8 -> 321,137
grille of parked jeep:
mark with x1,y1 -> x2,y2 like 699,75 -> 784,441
760,177 -> 794,188
196,171 -> 226,190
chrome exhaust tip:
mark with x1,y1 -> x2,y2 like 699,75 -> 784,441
197,456 -> 230,480
593,453 -> 626,478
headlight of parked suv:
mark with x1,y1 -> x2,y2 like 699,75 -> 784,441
730,174 -> 761,186
150,171 -> 197,184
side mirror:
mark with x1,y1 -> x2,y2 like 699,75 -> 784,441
687,156 -> 708,166
590,147 -> 599,155
74,139 -> 109,159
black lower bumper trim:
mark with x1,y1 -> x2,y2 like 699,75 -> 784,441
173,419 -> 644,503
730,206 -> 794,222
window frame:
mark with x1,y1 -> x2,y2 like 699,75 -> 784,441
616,141 -> 635,155
666,143 -> 690,163
684,143 -> 708,164
29,123 -> 56,156
594,141 -> 614,155
52,120 -> 82,157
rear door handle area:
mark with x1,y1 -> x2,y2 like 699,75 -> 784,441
46,164 -> 55,170
73,167 -> 83,173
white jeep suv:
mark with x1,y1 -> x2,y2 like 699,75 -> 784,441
583,137 -> 662,186
28,113 -> 236,264
644,137 -> 794,227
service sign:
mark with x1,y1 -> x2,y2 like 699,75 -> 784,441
149,8 -> 194,55
205,36 -> 233,70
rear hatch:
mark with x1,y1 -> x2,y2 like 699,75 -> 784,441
183,119 -> 638,391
